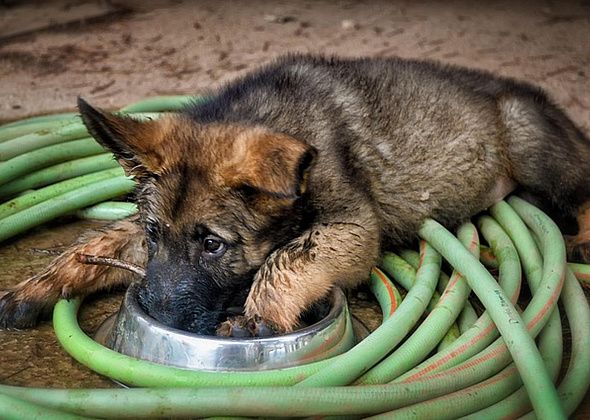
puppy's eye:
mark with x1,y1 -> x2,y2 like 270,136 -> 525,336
203,235 -> 226,257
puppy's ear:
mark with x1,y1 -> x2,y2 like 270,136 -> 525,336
77,97 -> 175,177
229,130 -> 317,199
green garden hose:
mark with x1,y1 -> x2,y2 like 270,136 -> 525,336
75,202 -> 138,221
0,168 -> 125,220
0,177 -> 135,242
0,138 -> 105,185
118,95 -> 201,112
376,204 -> 566,419
0,112 -> 77,130
0,97 -> 589,418
0,117 -> 79,144
393,221 -> 522,383
0,124 -> 90,161
355,223 -> 482,385
465,201 -> 563,418
0,154 -> 120,198
0,393 -> 84,420
298,241 -> 441,388
0,113 -> 161,162
416,206 -> 565,419
369,267 -> 403,319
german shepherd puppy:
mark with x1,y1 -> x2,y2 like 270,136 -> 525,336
1,54 -> 590,335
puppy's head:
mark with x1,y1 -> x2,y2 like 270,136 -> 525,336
78,98 -> 316,334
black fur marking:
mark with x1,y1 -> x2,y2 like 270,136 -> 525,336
0,293 -> 51,329
170,164 -> 190,215
77,97 -> 138,163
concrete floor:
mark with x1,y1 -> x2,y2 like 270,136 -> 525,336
0,0 -> 589,416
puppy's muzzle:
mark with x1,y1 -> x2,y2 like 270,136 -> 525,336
137,257 -> 223,335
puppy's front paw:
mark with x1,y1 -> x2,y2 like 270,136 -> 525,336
244,295 -> 300,334
245,264 -> 305,333
216,315 -> 278,338
0,286 -> 53,329
0,264 -> 67,329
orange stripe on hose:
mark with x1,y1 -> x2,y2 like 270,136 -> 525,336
401,321 -> 498,382
372,267 -> 398,317
526,270 -> 565,330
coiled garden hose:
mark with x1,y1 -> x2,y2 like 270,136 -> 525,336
0,154 -> 121,198
0,97 -> 589,419
0,168 -> 125,220
0,177 -> 134,243
74,202 -> 138,221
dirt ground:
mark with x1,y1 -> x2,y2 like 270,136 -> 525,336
0,0 -> 589,417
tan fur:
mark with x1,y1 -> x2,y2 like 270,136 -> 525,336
99,112 -> 188,176
142,123 -> 319,276
222,127 -> 313,197
137,122 -> 316,246
2,220 -> 146,326
246,221 -> 380,331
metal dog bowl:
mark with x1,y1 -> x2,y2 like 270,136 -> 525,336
95,283 -> 357,371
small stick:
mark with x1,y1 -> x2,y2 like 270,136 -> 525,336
76,253 -> 146,277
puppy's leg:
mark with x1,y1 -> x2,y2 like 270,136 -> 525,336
0,219 -> 146,329
245,220 -> 380,332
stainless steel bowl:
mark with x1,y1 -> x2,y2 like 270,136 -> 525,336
95,283 -> 356,371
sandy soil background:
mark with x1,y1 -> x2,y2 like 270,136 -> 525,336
0,0 -> 589,416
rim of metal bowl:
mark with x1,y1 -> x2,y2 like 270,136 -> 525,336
117,282 -> 347,343
95,282 -> 356,371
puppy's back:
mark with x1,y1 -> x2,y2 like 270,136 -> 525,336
186,54 -> 585,245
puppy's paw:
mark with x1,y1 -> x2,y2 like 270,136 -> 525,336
244,297 -> 299,334
216,315 -> 277,338
244,261 -> 306,333
0,286 -> 53,329
0,264 -> 69,330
